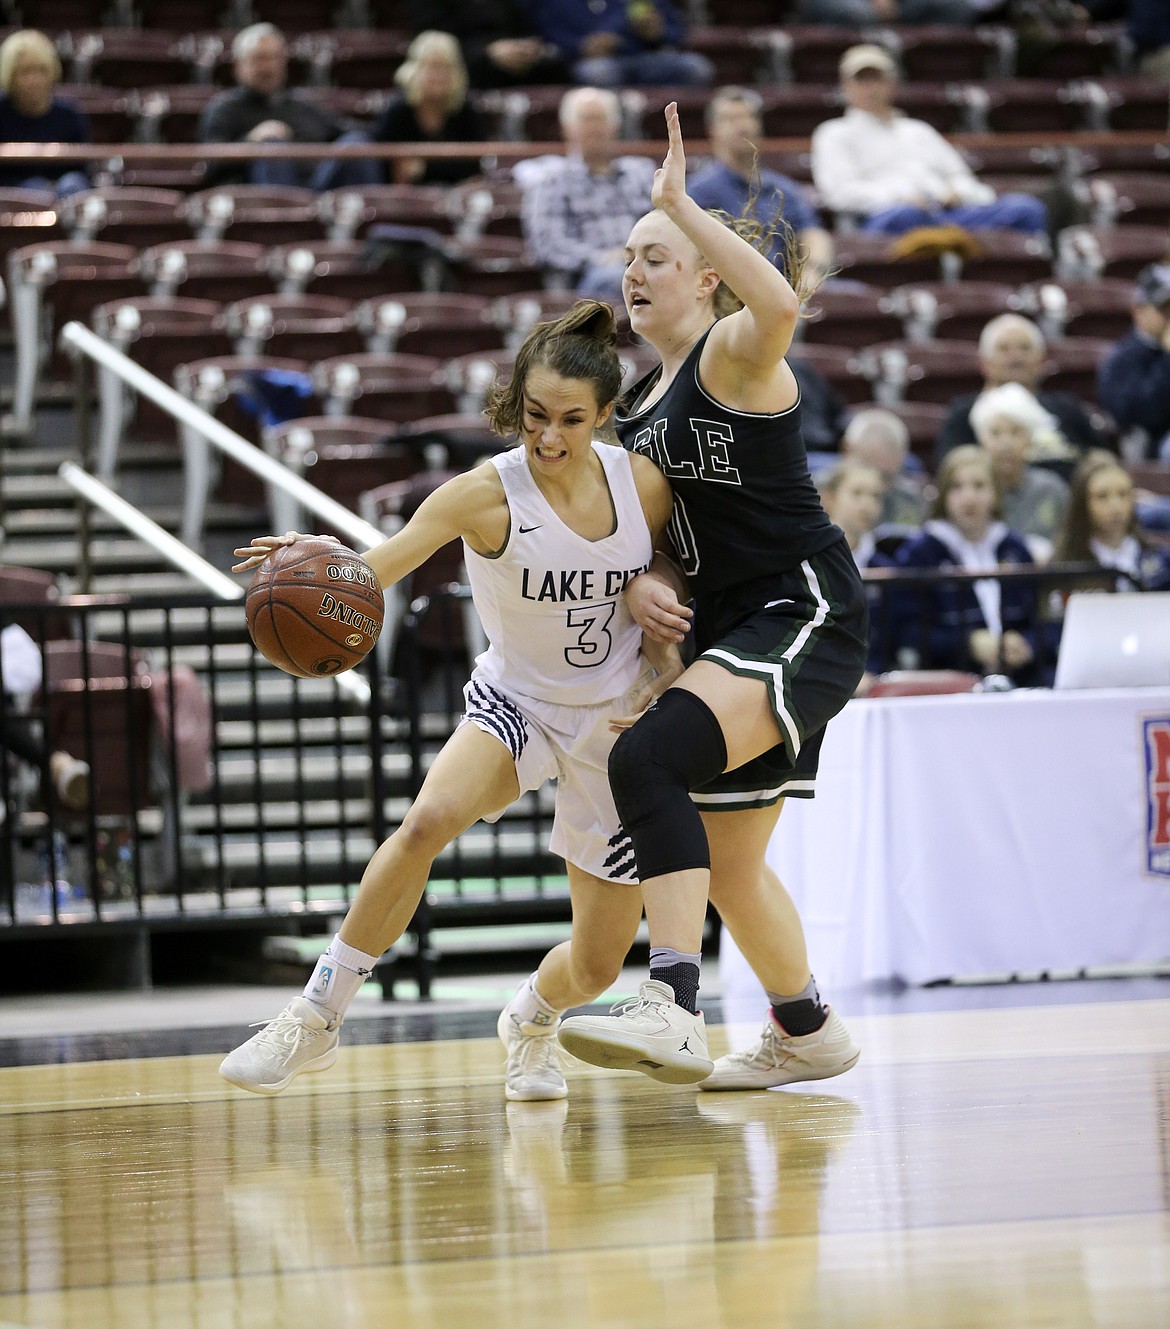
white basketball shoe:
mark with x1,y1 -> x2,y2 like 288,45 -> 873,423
497,991 -> 567,1101
699,1007 -> 859,1092
219,997 -> 341,1094
557,979 -> 713,1085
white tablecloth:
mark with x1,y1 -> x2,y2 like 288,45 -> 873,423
720,687 -> 1170,1004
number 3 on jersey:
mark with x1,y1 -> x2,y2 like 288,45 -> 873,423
564,603 -> 614,668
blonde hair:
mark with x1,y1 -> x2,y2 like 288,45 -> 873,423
929,444 -> 1003,520
395,31 -> 467,113
0,30 -> 61,95
819,459 -> 884,501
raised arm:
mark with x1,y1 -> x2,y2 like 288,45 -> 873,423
652,102 -> 800,380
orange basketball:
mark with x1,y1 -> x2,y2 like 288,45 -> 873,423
245,539 -> 384,678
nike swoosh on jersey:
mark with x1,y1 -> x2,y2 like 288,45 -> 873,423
764,598 -> 794,609
518,524 -> 543,534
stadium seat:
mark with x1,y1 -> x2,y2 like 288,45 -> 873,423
359,471 -> 480,669
312,352 -> 455,423
442,236 -> 547,299
54,84 -> 133,143
132,85 -> 221,146
830,232 -> 942,288
854,339 -> 985,405
40,641 -> 154,820
1040,337 -> 1112,401
313,30 -> 413,88
184,185 -> 323,246
393,412 -> 504,469
443,349 -> 520,415
772,27 -> 878,84
140,240 -> 275,303
956,231 -> 1053,286
1023,277 -> 1136,341
172,354 -> 317,547
788,343 -> 871,406
491,290 -> 581,351
269,240 -> 402,302
355,292 -> 502,358
759,84 -> 844,139
7,241 -> 146,434
70,30 -> 192,87
91,296 -> 231,478
59,187 -> 189,250
888,281 -> 1020,342
1078,77 -> 1170,131
963,79 -> 1088,133
685,26 -> 776,84
890,24 -> 1013,82
1058,225 -> 1170,281
223,294 -> 365,361
893,84 -> 972,135
0,189 -> 60,270
1085,173 -> 1170,228
262,415 -> 420,533
318,182 -> 455,243
0,565 -> 72,643
799,285 -> 904,348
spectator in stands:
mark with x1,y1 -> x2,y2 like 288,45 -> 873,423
798,0 -> 975,22
840,407 -> 928,528
519,86 -> 655,300
894,445 -> 1042,682
367,31 -> 485,186
0,30 -> 90,197
935,313 -> 1108,468
1096,263 -> 1170,461
818,460 -> 899,690
0,622 -> 89,811
198,24 -> 380,191
970,383 -> 1070,555
412,0 -> 570,88
688,87 -> 832,286
525,0 -> 714,88
811,45 -> 1048,237
1053,449 -> 1170,591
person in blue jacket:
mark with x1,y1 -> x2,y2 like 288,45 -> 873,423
893,445 -> 1043,682
1096,263 -> 1170,462
523,0 -> 713,87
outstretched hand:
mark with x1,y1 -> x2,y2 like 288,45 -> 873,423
650,101 -> 688,215
231,531 -> 338,573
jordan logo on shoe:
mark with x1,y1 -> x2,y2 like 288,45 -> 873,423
679,1037 -> 693,1054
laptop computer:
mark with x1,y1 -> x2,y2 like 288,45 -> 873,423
1053,591 -> 1170,689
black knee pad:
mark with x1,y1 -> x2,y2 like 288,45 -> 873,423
609,689 -> 728,879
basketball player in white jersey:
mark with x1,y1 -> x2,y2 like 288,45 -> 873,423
219,300 -> 683,1101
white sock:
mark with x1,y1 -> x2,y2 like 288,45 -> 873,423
303,934 -> 380,1021
509,971 -> 562,1027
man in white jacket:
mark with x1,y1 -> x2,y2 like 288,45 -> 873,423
811,45 -> 1047,236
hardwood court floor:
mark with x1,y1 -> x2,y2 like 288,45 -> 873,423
1,996 -> 1167,1329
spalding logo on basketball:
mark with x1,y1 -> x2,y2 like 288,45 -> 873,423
245,538 -> 385,678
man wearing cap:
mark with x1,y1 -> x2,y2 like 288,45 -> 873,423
1096,263 -> 1170,460
811,45 -> 1048,236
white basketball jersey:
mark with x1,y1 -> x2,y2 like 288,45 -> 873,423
465,442 -> 653,705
